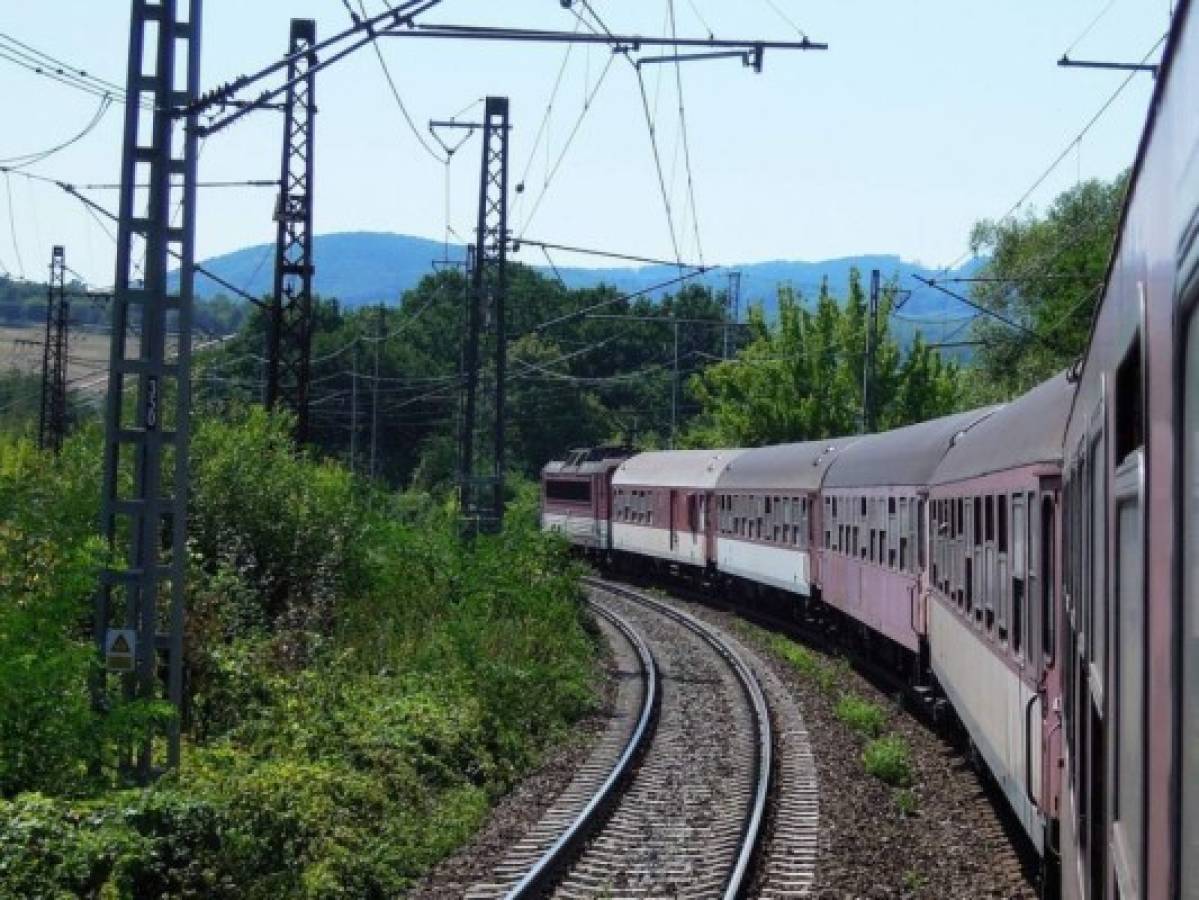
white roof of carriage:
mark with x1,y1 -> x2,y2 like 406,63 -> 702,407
612,448 -> 745,490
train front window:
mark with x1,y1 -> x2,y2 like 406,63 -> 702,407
1182,309 -> 1199,900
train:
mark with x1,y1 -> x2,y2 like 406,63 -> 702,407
541,2 -> 1198,897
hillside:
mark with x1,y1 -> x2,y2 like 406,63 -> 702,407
180,231 -> 981,324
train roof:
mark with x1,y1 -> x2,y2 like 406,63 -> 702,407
612,448 -> 744,490
931,373 -> 1074,487
823,407 -> 998,489
715,437 -> 859,492
542,445 -> 634,477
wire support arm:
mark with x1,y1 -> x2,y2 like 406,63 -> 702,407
181,0 -> 445,135
383,24 -> 828,64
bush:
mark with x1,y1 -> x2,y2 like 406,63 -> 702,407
894,787 -> 919,817
0,411 -> 600,896
836,695 -> 887,739
768,635 -> 846,696
863,735 -> 913,786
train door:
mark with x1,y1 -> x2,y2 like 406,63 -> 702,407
1181,289 -> 1199,900
669,489 -> 679,552
1068,399 -> 1110,900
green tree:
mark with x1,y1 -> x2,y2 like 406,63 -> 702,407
967,172 -> 1128,399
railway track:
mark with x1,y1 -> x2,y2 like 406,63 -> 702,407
464,577 -> 796,898
464,601 -> 658,899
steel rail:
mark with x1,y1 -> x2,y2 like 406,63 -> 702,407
580,575 -> 774,900
504,598 -> 659,899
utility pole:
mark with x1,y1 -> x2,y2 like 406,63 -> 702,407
671,317 -> 680,449
370,303 -> 382,480
862,268 -> 880,434
265,18 -> 317,444
723,271 -> 741,359
451,96 -> 510,535
96,0 -> 201,781
349,342 -> 358,474
38,245 -> 68,453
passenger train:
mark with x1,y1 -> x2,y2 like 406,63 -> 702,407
541,3 -> 1198,897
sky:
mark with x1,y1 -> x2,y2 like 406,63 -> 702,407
0,1 -> 1173,288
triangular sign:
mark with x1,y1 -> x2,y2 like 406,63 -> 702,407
111,634 -> 131,654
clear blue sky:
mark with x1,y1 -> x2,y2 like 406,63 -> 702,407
0,1 -> 1171,287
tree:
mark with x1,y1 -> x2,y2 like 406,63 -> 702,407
967,172 -> 1128,399
686,268 -> 965,447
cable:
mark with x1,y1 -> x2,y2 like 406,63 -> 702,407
760,0 -> 809,41
668,0 -> 705,266
355,0 -> 447,164
1062,0 -> 1119,57
4,172 -> 25,278
937,30 -> 1166,275
0,94 -> 112,168
633,65 -> 683,267
517,51 -> 618,238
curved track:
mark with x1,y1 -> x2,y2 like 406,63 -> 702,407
558,576 -> 774,899
465,601 -> 658,900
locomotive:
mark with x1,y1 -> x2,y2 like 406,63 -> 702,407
541,3 -> 1198,896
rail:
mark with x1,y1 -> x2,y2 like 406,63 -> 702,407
581,575 -> 774,900
504,598 -> 659,899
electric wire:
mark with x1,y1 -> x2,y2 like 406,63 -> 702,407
355,0 -> 447,164
760,0 -> 809,40
667,0 -> 705,266
4,173 -> 25,278
0,95 -> 112,168
1062,0 -> 1119,56
936,29 -> 1166,276
517,51 -> 618,239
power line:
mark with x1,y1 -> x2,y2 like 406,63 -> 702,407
355,0 -> 448,164
1062,0 -> 1119,57
667,0 -> 705,266
0,94 -> 113,168
935,30 -> 1165,276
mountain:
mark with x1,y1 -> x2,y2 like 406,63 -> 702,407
184,231 -> 982,324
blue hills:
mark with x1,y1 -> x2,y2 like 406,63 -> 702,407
187,231 -> 981,325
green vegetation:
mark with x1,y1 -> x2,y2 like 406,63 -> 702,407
965,172 -> 1128,401
894,788 -> 919,817
0,410 -> 598,897
686,270 -> 965,447
863,735 -> 913,787
902,868 -> 928,891
835,695 -> 887,739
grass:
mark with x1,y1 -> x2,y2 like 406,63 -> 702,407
835,694 -> 887,738
863,735 -> 913,786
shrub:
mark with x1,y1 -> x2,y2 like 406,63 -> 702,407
894,787 -> 919,817
863,735 -> 913,786
836,695 -> 887,738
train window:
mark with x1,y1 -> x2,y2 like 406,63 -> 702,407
1181,307 -> 1199,900
998,496 -> 1008,553
1112,454 -> 1144,897
1091,432 -> 1107,690
985,495 -> 995,543
973,497 -> 981,545
917,499 -> 926,571
861,496 -> 867,517
1115,331 -> 1144,466
1012,495 -> 1026,658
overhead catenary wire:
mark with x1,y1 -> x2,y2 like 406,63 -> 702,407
0,94 -> 113,168
934,29 -> 1167,278
355,0 -> 448,164
667,0 -> 704,266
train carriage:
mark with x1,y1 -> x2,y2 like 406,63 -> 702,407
610,449 -> 742,570
926,372 -> 1074,857
818,409 -> 996,659
713,438 -> 856,600
540,446 -> 632,552
1059,2 -> 1199,896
